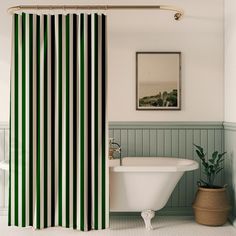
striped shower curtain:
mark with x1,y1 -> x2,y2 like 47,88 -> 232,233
8,13 -> 108,231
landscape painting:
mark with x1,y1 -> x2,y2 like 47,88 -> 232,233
136,52 -> 181,110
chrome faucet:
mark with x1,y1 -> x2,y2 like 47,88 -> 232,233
109,138 -> 122,165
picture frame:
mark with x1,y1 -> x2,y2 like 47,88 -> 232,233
136,52 -> 181,110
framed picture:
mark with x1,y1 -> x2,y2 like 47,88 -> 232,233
136,52 -> 181,110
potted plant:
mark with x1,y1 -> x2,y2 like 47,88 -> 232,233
192,144 -> 231,226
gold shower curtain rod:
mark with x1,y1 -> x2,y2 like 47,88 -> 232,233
7,5 -> 184,20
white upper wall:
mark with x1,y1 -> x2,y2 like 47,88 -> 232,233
225,0 -> 236,122
108,0 -> 224,121
0,0 -> 224,122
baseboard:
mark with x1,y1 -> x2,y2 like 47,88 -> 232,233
110,207 -> 193,216
158,207 -> 193,216
0,207 -> 7,216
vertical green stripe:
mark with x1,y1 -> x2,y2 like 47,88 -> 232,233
94,14 -> 99,230
14,13 -> 19,227
58,15 -> 63,226
28,14 -> 33,226
80,14 -> 85,231
43,15 -> 48,228
66,14 -> 70,228
21,12 -> 26,227
36,15 -> 41,229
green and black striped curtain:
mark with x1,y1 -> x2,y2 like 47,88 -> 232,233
9,13 -> 108,231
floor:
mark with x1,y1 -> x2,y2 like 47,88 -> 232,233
0,215 -> 236,236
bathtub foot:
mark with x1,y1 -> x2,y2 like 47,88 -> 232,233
141,210 -> 155,230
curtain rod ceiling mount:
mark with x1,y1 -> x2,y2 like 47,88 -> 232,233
7,5 -> 184,20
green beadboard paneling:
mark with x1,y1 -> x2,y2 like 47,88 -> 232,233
185,130 -> 193,207
142,129 -> 150,157
149,130 -> 157,157
193,130 -> 201,195
127,130 -> 135,157
0,127 -> 8,211
224,122 -> 236,221
215,129 -> 224,185
135,130 -> 143,157
121,129 -> 128,157
157,129 -> 164,156
171,129 -> 179,207
179,129 -> 186,207
164,130 -> 172,156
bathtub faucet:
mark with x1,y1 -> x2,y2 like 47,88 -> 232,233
109,138 -> 122,165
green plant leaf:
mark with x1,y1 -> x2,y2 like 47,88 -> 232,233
196,150 -> 205,159
202,163 -> 208,169
199,179 -> 209,187
193,144 -> 227,187
216,167 -> 223,174
212,151 -> 218,160
209,159 -> 215,164
216,152 -> 227,161
194,144 -> 204,153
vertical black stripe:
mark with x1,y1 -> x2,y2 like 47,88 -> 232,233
43,15 -> 48,228
80,13 -> 85,231
94,13 -> 99,229
101,14 -> 106,229
87,14 -> 92,231
36,14 -> 41,229
65,14 -> 70,228
51,15 -> 55,227
72,14 -> 77,229
28,13 -> 33,226
22,12 -> 26,227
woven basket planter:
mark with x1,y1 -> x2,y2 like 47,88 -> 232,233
192,186 -> 231,226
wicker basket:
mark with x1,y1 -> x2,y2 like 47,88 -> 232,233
192,186 -> 231,226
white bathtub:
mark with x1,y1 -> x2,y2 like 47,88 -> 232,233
109,157 -> 198,230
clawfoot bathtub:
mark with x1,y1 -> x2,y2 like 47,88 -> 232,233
109,157 -> 198,230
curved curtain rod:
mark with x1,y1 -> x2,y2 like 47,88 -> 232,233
7,5 -> 184,20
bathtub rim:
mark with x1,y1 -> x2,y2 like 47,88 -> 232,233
109,157 -> 199,172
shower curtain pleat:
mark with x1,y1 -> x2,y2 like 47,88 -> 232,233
8,13 -> 108,231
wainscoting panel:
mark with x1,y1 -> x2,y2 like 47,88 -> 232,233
224,122 -> 236,221
0,123 -> 9,212
0,122 -> 224,216
109,122 -> 224,214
